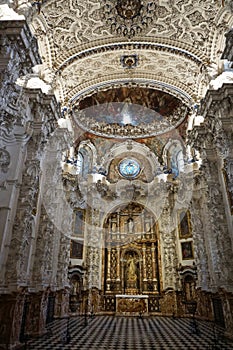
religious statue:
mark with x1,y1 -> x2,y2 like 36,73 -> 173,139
127,218 -> 134,234
111,222 -> 117,233
126,254 -> 138,287
145,221 -> 151,233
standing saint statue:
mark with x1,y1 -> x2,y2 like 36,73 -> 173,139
127,218 -> 134,234
126,254 -> 138,288
128,256 -> 136,279
111,222 -> 117,233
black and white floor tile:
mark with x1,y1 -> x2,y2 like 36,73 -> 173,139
25,315 -> 233,350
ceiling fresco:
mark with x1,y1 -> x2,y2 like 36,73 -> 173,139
72,87 -> 189,138
78,87 -> 182,113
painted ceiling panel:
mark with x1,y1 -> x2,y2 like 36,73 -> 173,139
72,87 -> 189,138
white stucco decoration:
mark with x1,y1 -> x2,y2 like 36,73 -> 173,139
57,118 -> 73,133
209,71 -> 233,90
16,76 -> 51,94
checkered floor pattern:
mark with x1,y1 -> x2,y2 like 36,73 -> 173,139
25,315 -> 233,350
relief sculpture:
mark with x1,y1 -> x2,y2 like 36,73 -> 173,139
117,298 -> 147,313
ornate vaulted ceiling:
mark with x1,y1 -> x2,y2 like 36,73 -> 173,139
28,0 -> 233,109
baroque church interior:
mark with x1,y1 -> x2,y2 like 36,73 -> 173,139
0,0 -> 233,348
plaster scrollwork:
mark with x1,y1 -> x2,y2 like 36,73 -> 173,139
0,148 -> 10,173
40,221 -> 54,285
3,100 -> 61,288
190,197 -> 210,289
172,173 -> 194,208
224,159 -> 233,188
62,173 -> 85,208
0,111 -> 17,136
3,237 -> 21,283
214,128 -> 230,158
84,208 -> 102,290
223,159 -> 233,211
41,154 -> 72,229
192,127 -> 227,167
17,215 -> 35,283
224,0 -> 233,12
0,42 -> 40,133
80,175 -> 173,214
34,0 -> 224,61
27,0 -> 231,107
0,82 -> 21,117
102,0 -> 157,38
31,206 -> 50,286
158,197 -> 177,290
191,190 -> 220,289
202,157 -> 233,286
160,226 -> 178,290
13,159 -> 40,284
96,180 -> 117,201
57,234 -> 70,287
13,0 -> 32,17
38,0 -> 105,51
85,246 -> 101,290
61,48 -> 200,103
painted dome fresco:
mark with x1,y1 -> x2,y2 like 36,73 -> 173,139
72,87 -> 190,138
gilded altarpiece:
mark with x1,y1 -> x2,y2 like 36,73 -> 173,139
103,203 -> 160,312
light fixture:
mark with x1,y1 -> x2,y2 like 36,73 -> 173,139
102,0 -> 157,38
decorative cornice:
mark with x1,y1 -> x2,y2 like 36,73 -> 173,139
0,20 -> 41,67
199,84 -> 233,118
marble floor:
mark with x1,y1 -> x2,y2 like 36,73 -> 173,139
24,315 -> 233,350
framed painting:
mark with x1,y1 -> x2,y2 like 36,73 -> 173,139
73,209 -> 85,237
70,240 -> 83,259
181,241 -> 194,260
178,210 -> 192,239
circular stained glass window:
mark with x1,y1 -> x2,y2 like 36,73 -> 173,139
119,158 -> 140,178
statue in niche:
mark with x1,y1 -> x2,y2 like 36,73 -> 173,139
127,255 -> 137,280
111,222 -> 117,233
145,221 -> 151,233
127,218 -> 134,234
71,279 -> 79,295
183,275 -> 196,301
126,253 -> 139,289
